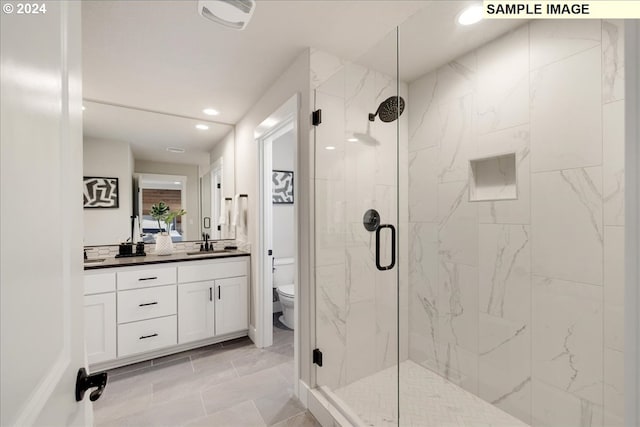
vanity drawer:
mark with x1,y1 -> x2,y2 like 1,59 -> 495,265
117,285 -> 176,323
178,258 -> 248,283
84,272 -> 116,295
117,266 -> 176,291
117,315 -> 177,358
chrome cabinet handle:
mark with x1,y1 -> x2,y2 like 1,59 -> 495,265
375,224 -> 396,271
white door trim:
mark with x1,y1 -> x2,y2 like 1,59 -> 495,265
256,118 -> 295,349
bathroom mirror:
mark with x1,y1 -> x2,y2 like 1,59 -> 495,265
82,100 -> 235,246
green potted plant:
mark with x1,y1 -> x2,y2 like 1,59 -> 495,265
149,201 -> 186,255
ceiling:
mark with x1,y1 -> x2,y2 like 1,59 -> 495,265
82,1 -> 522,162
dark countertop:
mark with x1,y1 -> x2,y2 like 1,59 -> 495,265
84,250 -> 250,270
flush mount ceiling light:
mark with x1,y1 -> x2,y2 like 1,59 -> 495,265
166,147 -> 185,153
202,108 -> 219,116
347,137 -> 358,142
458,4 -> 483,26
197,0 -> 256,31
325,146 -> 336,150
195,124 -> 210,130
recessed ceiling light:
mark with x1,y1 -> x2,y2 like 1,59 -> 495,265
173,181 -> 181,185
166,147 -> 185,153
195,124 -> 209,130
325,146 -> 336,150
347,138 -> 358,142
82,106 -> 86,111
203,108 -> 219,116
458,4 -> 483,26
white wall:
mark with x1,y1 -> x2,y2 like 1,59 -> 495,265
134,160 -> 200,241
233,49 -> 312,382
83,137 -> 134,245
407,20 -> 625,426
210,129 -> 235,199
272,130 -> 296,259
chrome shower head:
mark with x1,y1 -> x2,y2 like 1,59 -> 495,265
368,96 -> 405,122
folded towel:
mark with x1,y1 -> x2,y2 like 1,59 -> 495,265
231,194 -> 241,227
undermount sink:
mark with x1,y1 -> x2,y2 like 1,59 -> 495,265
186,250 -> 232,256
84,258 -> 106,264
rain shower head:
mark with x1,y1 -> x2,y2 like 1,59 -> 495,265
368,96 -> 405,122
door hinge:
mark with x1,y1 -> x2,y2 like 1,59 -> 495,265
312,109 -> 322,126
268,249 -> 273,256
217,225 -> 221,231
217,183 -> 221,189
313,348 -> 323,367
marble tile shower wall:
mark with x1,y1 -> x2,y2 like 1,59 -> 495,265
407,20 -> 625,427
310,49 -> 410,391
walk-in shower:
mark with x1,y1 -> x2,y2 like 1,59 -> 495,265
312,3 -> 626,426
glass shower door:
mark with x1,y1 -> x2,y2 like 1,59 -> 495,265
312,27 -> 404,426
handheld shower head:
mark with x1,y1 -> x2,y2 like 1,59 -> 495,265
369,96 -> 405,122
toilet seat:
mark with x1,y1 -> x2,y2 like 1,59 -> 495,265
277,284 -> 294,297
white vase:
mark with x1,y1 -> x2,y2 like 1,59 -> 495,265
155,233 -> 173,255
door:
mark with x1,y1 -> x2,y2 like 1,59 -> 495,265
84,293 -> 117,365
178,281 -> 216,343
1,1 -> 90,425
215,276 -> 249,335
312,28 -> 401,424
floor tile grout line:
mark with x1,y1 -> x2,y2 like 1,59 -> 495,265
249,399 -> 268,426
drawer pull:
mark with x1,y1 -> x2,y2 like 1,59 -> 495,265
138,277 -> 158,281
139,333 -> 158,340
138,302 -> 158,307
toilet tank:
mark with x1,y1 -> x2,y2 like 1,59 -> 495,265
273,257 -> 295,287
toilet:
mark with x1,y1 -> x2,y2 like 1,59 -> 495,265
276,284 -> 295,329
274,257 -> 295,329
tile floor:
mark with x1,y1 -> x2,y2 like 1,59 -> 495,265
94,324 -> 318,427
335,360 -> 529,427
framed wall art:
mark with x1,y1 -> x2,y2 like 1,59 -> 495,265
83,176 -> 119,208
272,170 -> 293,204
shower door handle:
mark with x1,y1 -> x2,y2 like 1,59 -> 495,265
375,224 -> 396,271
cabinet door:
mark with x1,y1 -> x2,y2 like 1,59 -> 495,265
215,276 -> 248,336
178,281 -> 215,344
84,293 -> 116,365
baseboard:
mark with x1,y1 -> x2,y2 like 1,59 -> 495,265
307,385 -> 359,427
89,331 -> 248,372
248,324 -> 257,345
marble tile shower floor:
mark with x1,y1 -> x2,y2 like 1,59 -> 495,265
94,326 -> 318,427
335,360 -> 528,427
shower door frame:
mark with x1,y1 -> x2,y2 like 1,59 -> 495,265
310,26 -> 403,425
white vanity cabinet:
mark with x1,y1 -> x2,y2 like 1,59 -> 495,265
177,257 -> 249,344
115,264 -> 178,358
215,276 -> 248,336
177,281 -> 216,343
83,272 -> 117,365
83,254 -> 249,370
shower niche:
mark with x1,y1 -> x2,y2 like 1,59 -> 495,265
469,153 -> 517,202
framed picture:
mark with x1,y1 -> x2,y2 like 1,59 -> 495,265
83,176 -> 119,208
272,170 -> 294,204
